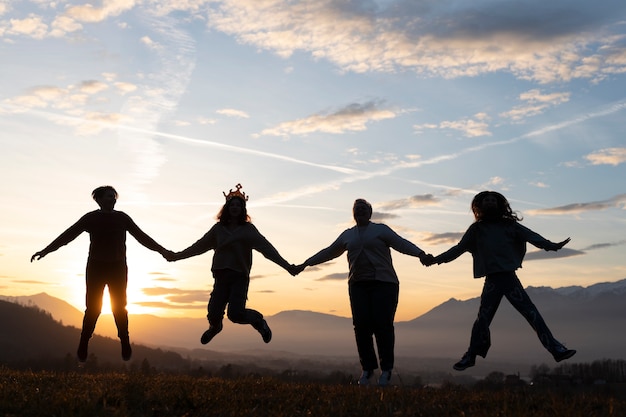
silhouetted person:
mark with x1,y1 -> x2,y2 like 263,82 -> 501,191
166,184 -> 298,345
31,185 -> 171,362
293,199 -> 430,387
423,191 -> 575,370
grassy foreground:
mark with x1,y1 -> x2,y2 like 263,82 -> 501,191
0,368 -> 623,417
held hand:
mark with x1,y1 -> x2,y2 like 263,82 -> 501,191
162,250 -> 178,262
420,253 -> 436,267
288,263 -> 306,276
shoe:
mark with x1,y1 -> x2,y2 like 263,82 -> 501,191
358,370 -> 374,386
552,346 -> 576,362
121,337 -> 132,361
200,323 -> 223,345
77,337 -> 89,362
378,370 -> 392,387
255,319 -> 272,343
453,352 -> 476,371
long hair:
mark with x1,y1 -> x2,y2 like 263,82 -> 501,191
471,191 -> 522,222
217,196 -> 251,224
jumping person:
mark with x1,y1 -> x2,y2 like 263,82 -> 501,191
424,191 -> 576,370
166,184 -> 298,345
31,185 -> 172,362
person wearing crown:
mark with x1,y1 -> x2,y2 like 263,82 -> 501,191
165,184 -> 298,345
293,198 -> 431,387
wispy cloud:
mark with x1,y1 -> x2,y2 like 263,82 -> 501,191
527,194 -> 626,215
422,232 -> 465,246
217,108 -> 250,118
414,113 -> 491,138
258,100 -> 397,137
315,273 -> 348,281
500,89 -> 571,121
525,248 -> 585,260
377,194 -> 441,210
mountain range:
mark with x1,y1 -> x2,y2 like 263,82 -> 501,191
3,278 -> 625,376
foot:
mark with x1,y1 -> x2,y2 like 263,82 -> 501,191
358,370 -> 374,386
200,323 -> 223,345
378,370 -> 392,387
552,346 -> 576,362
255,319 -> 272,343
121,337 -> 132,361
453,352 -> 476,371
77,337 -> 89,362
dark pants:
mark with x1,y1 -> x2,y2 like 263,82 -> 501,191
349,281 -> 399,372
468,271 -> 564,357
83,261 -> 129,340
208,269 -> 264,329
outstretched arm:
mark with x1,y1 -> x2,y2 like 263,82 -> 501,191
31,218 -> 86,262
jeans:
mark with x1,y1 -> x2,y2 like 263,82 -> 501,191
468,271 -> 564,357
349,280 -> 399,372
83,261 -> 128,339
208,269 -> 264,328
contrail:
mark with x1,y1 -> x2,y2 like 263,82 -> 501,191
20,108 -> 361,176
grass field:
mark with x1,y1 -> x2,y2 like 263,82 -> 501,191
0,368 -> 623,416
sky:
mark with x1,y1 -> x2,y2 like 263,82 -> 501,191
1,0 -> 625,323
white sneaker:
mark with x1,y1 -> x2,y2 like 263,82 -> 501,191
358,370 -> 374,386
378,370 -> 392,387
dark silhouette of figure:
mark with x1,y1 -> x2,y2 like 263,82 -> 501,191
293,198 -> 430,387
31,185 -> 172,362
423,191 -> 575,371
165,184 -> 298,345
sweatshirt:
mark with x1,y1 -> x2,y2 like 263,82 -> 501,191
305,222 -> 425,284
41,210 -> 164,263
434,219 -> 562,278
177,222 -> 289,275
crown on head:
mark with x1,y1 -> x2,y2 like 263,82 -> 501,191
223,183 -> 248,201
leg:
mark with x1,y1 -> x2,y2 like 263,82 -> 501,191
454,276 -> 504,370
222,269 -> 271,342
349,282 -> 378,375
503,273 -> 575,360
371,282 -> 399,372
200,272 -> 230,344
79,262 -> 107,361
107,263 -> 129,339
107,263 -> 132,360
468,276 -> 505,357
371,282 -> 398,386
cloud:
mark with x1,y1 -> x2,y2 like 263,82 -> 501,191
371,212 -> 399,221
415,114 -> 491,138
421,232 -> 465,246
377,194 -> 441,210
527,194 -> 626,215
11,279 -> 49,285
315,272 -> 348,281
581,240 -> 626,251
65,0 -> 135,23
217,108 -> 250,118
7,14 -> 48,39
585,147 -> 626,166
140,286 -> 209,307
525,247 -> 585,260
258,100 -> 397,137
205,0 -> 626,83
500,89 -> 571,121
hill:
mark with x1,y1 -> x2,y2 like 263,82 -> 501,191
3,278 -> 626,376
0,300 -> 188,370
